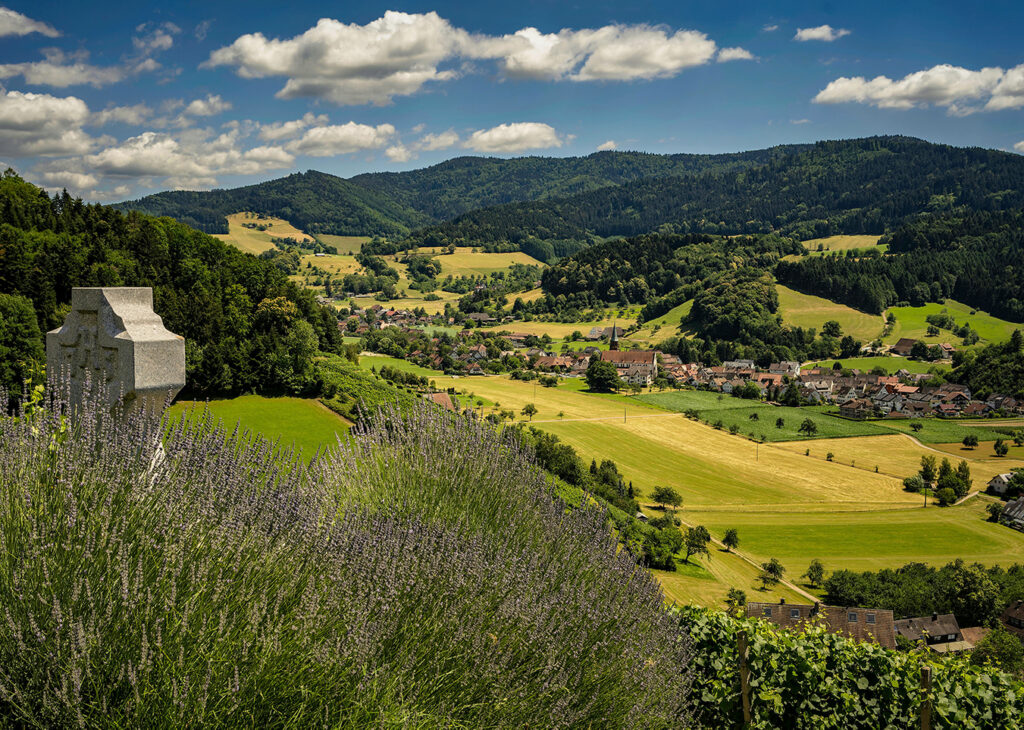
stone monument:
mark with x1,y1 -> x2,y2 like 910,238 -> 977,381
46,287 -> 186,414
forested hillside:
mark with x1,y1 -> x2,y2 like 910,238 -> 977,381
404,137 -> 1024,249
350,149 -> 788,220
116,171 -> 430,237
0,170 -> 342,395
777,210 -> 1024,320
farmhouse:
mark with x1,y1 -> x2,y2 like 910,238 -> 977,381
988,473 -> 1015,496
1003,600 -> 1024,640
599,349 -> 658,384
840,398 -> 875,420
1001,497 -> 1024,531
891,338 -> 919,356
894,613 -> 966,652
747,600 -> 896,649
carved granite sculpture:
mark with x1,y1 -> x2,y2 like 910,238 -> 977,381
46,287 -> 185,413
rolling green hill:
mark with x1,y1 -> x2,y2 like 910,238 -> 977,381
115,170 -> 431,237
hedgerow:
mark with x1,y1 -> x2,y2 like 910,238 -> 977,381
678,605 -> 1024,729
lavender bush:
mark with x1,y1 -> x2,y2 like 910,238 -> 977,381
0,387 -> 691,728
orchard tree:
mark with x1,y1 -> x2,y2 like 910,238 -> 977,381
803,559 -> 826,589
919,455 -> 937,485
722,528 -> 740,552
759,558 -> 786,590
683,526 -> 712,564
521,403 -> 538,421
994,438 -> 1009,457
798,418 -> 818,437
651,486 -> 683,512
962,434 -> 979,449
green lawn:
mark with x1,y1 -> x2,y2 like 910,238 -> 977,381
777,284 -> 883,343
694,499 -> 1024,575
885,300 -> 1022,346
358,353 -> 441,379
632,300 -> 694,343
868,416 -> 1024,444
168,395 -> 352,457
807,356 -> 944,374
638,391 -> 889,442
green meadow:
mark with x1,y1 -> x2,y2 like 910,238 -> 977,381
168,395 -> 352,457
885,299 -> 1021,345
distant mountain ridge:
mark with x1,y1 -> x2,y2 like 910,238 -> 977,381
114,137 -> 1024,249
113,146 -> 805,237
405,136 -> 1024,251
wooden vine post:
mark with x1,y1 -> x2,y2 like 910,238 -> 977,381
920,664 -> 933,730
738,630 -> 752,726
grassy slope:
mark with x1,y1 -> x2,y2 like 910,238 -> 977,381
806,356 -> 943,374
435,247 -> 544,277
693,499 -> 1023,575
802,235 -> 882,252
772,434 -> 1024,484
885,300 -> 1021,345
298,359 -> 1024,605
213,212 -> 314,255
315,234 -> 370,254
776,284 -> 882,342
168,396 -> 352,457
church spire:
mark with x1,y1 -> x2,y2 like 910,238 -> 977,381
609,320 -> 619,351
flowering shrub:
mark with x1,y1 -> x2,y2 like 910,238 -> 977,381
0,388 -> 691,727
679,606 -> 1024,729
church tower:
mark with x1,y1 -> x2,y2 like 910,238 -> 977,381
609,321 -> 620,351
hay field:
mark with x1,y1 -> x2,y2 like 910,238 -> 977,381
315,234 -> 370,254
213,212 -> 314,255
802,235 -> 883,252
435,247 -> 544,277
776,284 -> 883,342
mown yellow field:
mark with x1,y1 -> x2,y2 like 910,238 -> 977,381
772,434 -> 1024,485
776,284 -> 883,342
654,548 -> 808,608
301,253 -> 360,275
213,212 -> 313,255
435,247 -> 544,277
802,235 -> 882,251
315,234 -> 370,254
429,373 -> 913,508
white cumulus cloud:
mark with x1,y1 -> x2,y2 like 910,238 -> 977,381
258,112 -> 330,141
0,90 -> 95,157
813,63 -> 1023,114
597,140 -> 617,151
717,47 -> 755,63
464,122 -> 563,153
0,49 -> 126,88
285,122 -> 396,157
1014,141 -> 1024,153
385,144 -> 413,162
0,7 -> 59,37
205,12 -> 736,105
794,25 -> 850,42
46,128 -> 295,191
415,130 -> 460,151
91,103 -> 153,126
183,94 -> 232,117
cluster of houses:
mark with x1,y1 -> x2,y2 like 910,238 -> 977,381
749,598 -> 1024,653
988,472 -> 1024,531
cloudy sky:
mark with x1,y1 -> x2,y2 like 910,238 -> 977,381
1,1 -> 1022,201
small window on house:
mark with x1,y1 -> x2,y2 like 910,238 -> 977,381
763,608 -> 772,617
848,612 -> 858,623
948,634 -> 955,640
866,613 -> 876,624
790,608 -> 800,619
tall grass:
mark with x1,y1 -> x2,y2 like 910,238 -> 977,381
0,386 -> 691,728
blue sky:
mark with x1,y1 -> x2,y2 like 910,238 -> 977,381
1,1 -> 1022,200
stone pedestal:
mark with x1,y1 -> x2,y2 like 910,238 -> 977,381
46,288 -> 185,414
